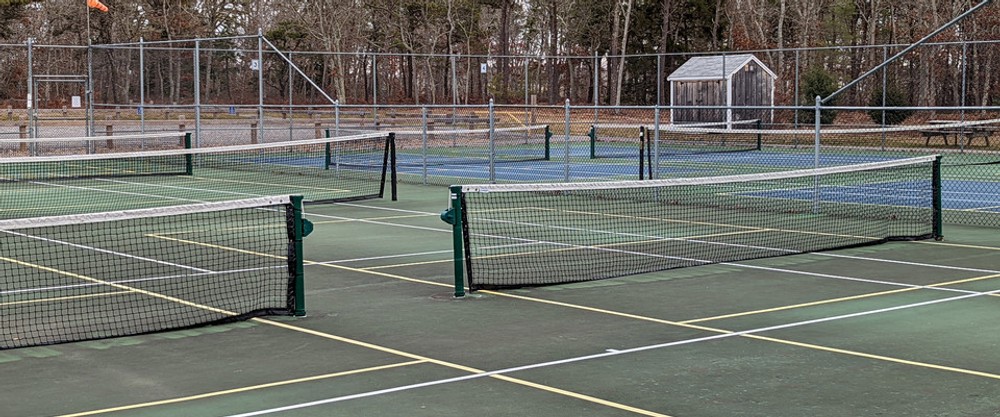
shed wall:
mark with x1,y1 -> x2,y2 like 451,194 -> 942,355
731,61 -> 772,122
671,79 -> 725,124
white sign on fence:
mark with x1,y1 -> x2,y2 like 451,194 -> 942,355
71,96 -> 82,108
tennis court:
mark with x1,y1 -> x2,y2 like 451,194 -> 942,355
3,152 -> 1000,416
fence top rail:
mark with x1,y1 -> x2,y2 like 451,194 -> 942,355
0,131 -> 187,144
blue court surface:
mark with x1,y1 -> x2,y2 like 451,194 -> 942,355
659,151 -> 898,167
744,180 -> 1000,212
255,153 -> 1000,213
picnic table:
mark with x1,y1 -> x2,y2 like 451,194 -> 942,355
921,120 -> 993,147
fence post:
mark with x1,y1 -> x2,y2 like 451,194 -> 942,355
18,124 -> 26,153
179,116 -> 187,147
530,94 -> 538,124
334,100 -> 340,137
422,106 -> 429,185
106,124 -> 114,150
488,99 -> 496,183
250,122 -> 258,144
564,99 -> 571,182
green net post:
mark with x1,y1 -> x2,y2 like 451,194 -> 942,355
290,195 -> 309,316
755,119 -> 763,151
932,155 -> 943,240
442,186 -> 467,297
184,132 -> 193,175
588,125 -> 597,159
390,132 -> 398,201
639,126 -> 646,180
324,129 -> 332,170
544,126 -> 552,161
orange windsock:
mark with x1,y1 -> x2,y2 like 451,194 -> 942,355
87,0 -> 108,12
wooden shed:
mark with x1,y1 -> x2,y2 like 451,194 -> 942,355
668,54 -> 776,126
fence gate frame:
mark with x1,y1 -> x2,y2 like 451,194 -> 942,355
28,74 -> 93,152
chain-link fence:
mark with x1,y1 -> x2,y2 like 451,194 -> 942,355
5,35 -> 1000,228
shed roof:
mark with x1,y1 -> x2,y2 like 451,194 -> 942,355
667,54 -> 776,81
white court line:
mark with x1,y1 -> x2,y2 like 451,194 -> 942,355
815,252 -> 1000,275
320,202 -> 1000,296
223,285 -> 1000,417
1,230 -> 214,273
306,250 -> 453,265
1,266 -> 285,298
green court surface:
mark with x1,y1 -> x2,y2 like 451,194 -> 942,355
3,184 -> 1000,417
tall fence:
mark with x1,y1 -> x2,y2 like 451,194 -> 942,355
6,36 -> 1000,113
5,35 -> 1000,229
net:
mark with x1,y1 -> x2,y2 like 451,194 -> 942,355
445,155 -> 942,292
394,125 -> 551,167
0,132 -> 396,220
0,195 -> 308,349
589,120 -> 761,159
0,132 -> 189,157
642,119 -> 1000,179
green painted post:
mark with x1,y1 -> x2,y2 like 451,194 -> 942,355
446,186 -> 467,297
755,119 -> 763,151
932,155 -> 943,240
324,129 -> 332,170
588,125 -> 597,159
390,132 -> 398,201
544,126 -> 552,161
290,195 -> 308,316
184,132 -> 193,175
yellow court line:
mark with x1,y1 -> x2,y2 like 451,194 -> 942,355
433,227 -> 774,266
550,206 -> 879,241
154,233 -> 1000,386
148,234 -> 286,260
252,317 -> 673,417
0,256 -> 236,317
471,280 -> 1000,381
681,273 -> 1000,324
189,175 -> 351,193
359,229 -> 766,272
746,334 -> 1000,380
309,214 -> 433,225
55,360 -> 428,417
8,243 -> 667,417
0,291 -> 133,307
503,111 -> 528,128
491,374 -> 673,417
98,235 -> 1000,416
362,258 -> 452,270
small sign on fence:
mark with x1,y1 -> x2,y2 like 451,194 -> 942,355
71,96 -> 81,108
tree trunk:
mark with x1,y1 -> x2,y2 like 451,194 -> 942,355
547,0 -> 560,104
499,0 -> 511,97
614,0 -> 633,106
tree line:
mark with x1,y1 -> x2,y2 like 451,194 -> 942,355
4,0 -> 1000,111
